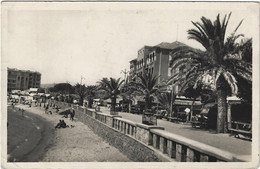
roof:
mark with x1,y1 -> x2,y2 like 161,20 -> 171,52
8,67 -> 41,75
154,41 -> 187,50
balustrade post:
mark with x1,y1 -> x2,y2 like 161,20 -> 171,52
153,134 -> 157,148
186,148 -> 195,162
129,125 -> 132,135
200,154 -> 209,162
167,140 -> 176,158
176,144 -> 182,161
136,124 -> 164,145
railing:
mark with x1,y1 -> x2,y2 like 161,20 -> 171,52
230,121 -> 252,133
78,106 -> 85,112
150,129 -> 239,162
95,112 -> 107,123
86,109 -> 95,117
113,117 -> 137,137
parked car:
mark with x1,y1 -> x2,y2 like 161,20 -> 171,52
153,110 -> 168,119
191,114 -> 208,128
130,105 -> 142,114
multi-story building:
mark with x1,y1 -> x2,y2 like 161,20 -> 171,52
129,41 -> 189,84
7,68 -> 41,91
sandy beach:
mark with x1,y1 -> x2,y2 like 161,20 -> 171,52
11,104 -> 131,162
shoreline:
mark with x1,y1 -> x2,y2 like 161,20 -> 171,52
7,105 -> 55,162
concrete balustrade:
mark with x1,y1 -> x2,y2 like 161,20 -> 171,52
113,117 -> 137,137
78,106 -> 85,112
150,129 -> 243,162
95,112 -> 107,123
52,100 -> 245,162
136,124 -> 164,145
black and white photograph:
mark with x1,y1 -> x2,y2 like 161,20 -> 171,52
1,2 -> 259,169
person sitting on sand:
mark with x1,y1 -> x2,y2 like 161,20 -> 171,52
60,120 -> 67,128
55,120 -> 62,129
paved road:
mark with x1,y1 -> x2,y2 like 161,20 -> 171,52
100,107 -> 251,159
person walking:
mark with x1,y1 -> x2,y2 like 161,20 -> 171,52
70,107 -> 75,121
184,107 -> 191,122
45,103 -> 49,114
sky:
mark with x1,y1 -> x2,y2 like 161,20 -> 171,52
3,2 -> 257,86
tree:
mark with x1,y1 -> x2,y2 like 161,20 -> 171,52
98,78 -> 124,112
121,77 -> 135,112
156,92 -> 176,116
128,73 -> 160,111
235,38 -> 252,105
49,83 -> 73,94
85,85 -> 97,108
74,83 -> 88,106
169,13 -> 252,133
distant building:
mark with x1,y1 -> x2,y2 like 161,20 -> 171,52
7,68 -> 41,91
129,41 -> 190,84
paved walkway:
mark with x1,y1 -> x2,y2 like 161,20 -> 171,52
13,104 -> 131,162
99,106 -> 251,161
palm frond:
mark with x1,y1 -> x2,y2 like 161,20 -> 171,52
222,71 -> 238,95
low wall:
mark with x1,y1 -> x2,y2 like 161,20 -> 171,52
51,101 -> 245,162
75,110 -> 170,162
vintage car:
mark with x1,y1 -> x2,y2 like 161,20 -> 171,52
191,108 -> 209,129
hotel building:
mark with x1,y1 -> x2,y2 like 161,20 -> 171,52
7,68 -> 41,91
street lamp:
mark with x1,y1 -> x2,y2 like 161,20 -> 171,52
121,69 -> 129,82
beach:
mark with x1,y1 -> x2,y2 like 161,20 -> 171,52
8,104 -> 131,162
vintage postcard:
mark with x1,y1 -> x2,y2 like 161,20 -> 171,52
1,1 -> 259,169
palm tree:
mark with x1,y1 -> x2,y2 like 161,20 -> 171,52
168,13 -> 252,133
74,83 -> 88,106
156,92 -> 176,117
98,77 -> 124,112
128,73 -> 160,111
85,85 -> 97,108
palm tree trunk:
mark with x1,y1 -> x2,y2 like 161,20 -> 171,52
111,96 -> 116,111
216,89 -> 228,133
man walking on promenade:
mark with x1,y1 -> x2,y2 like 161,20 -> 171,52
70,107 -> 75,121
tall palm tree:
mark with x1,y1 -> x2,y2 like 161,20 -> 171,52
128,73 -> 160,111
168,13 -> 252,133
98,77 -> 124,112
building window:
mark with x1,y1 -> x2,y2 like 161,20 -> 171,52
18,76 -> 20,80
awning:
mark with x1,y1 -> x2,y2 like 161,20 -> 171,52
174,99 -> 201,106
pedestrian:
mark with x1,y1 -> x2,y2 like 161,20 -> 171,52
21,109 -> 24,116
184,107 -> 191,122
45,104 -> 49,114
70,107 -> 75,121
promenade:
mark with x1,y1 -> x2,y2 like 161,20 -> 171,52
99,107 -> 251,161
9,104 -> 131,162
